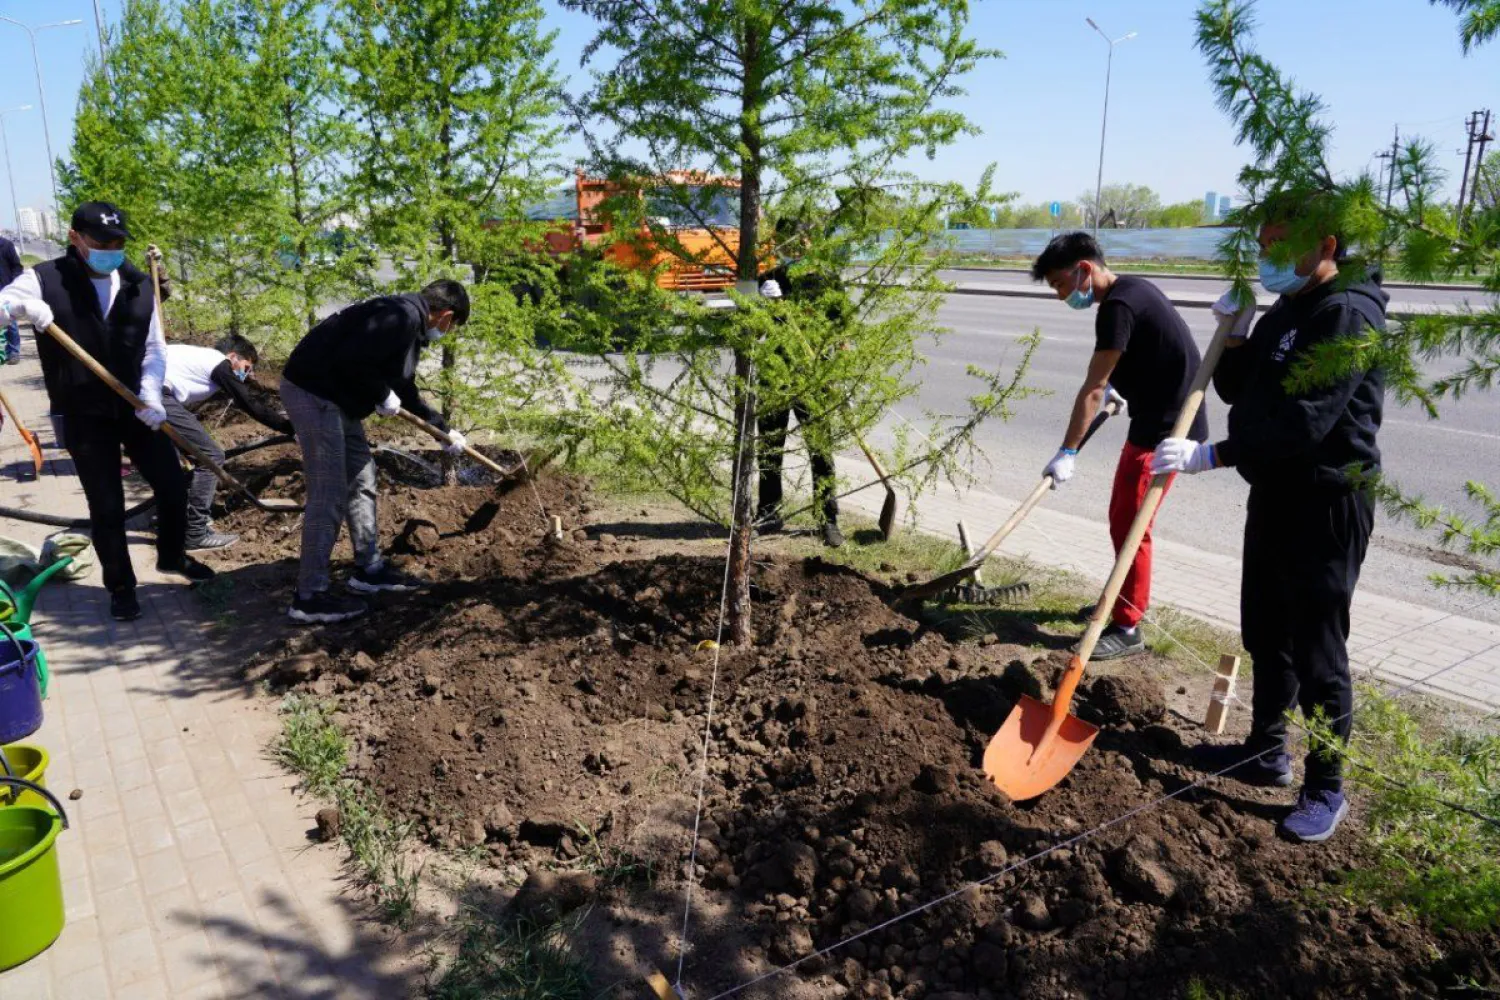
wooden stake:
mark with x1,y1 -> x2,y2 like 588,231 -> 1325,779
957,520 -> 984,586
645,971 -> 678,999
1204,653 -> 1240,734
549,514 -> 564,541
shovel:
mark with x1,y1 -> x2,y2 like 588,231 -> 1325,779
0,389 -> 43,478
901,396 -> 1124,602
37,322 -> 301,514
852,432 -> 898,539
983,314 -> 1236,801
394,409 -> 533,482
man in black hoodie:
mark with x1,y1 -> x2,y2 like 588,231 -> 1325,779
279,280 -> 469,624
1151,204 -> 1386,844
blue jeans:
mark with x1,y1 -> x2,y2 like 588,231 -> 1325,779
3,323 -> 18,360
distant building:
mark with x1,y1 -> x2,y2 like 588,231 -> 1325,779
17,207 -> 41,240
1218,195 -> 1232,218
41,210 -> 58,238
1204,191 -> 1218,221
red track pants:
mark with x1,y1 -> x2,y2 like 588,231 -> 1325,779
1107,441 -> 1175,629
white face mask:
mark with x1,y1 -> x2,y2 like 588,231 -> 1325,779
423,326 -> 445,343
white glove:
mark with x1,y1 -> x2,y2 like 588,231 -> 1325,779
1212,288 -> 1255,342
135,403 -> 167,430
20,298 -> 53,332
1151,437 -> 1216,475
376,390 -> 402,417
1104,385 -> 1127,415
1043,447 -> 1077,488
445,429 -> 467,456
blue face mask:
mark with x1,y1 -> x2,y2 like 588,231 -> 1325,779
86,248 -> 126,274
233,367 -> 251,383
1258,258 -> 1309,296
1065,265 -> 1094,310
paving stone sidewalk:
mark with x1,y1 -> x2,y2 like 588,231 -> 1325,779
842,457 -> 1500,712
0,340 -> 418,999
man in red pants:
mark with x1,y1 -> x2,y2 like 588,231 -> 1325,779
1031,232 -> 1209,659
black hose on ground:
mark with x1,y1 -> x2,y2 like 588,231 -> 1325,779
0,433 -> 297,528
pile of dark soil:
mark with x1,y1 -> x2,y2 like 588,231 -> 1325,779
253,540 -> 1499,1000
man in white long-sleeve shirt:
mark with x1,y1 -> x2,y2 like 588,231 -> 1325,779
0,201 -> 212,621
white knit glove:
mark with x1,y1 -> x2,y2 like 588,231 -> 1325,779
1212,288 -> 1255,342
1043,447 -> 1077,488
135,403 -> 167,430
1151,437 -> 1216,475
376,390 -> 402,417
445,429 -> 467,456
1103,385 -> 1127,415
20,299 -> 52,332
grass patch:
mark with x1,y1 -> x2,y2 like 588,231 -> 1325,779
274,695 -> 423,927
1185,981 -> 1246,1000
1139,605 -> 1249,675
567,821 -> 657,889
193,575 -> 238,628
430,909 -> 593,1000
1330,687 -> 1500,932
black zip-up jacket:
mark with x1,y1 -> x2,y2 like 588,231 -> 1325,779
1212,272 -> 1387,490
282,293 -> 446,429
207,360 -> 294,435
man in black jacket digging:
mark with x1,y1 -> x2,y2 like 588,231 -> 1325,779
1151,202 -> 1386,844
0,201 -> 213,621
280,281 -> 469,624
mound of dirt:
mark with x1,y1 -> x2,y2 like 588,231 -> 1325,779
258,545 -> 1497,1000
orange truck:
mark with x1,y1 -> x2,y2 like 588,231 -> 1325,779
523,171 -> 749,292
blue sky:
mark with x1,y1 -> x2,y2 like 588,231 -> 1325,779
1,0 -> 1496,230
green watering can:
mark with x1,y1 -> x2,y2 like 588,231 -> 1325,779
0,558 -> 72,700
0,775 -> 70,970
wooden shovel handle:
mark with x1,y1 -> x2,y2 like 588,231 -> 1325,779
395,408 -> 514,478
1073,315 -> 1236,665
40,322 -> 242,484
967,395 -> 1125,565
853,432 -> 889,482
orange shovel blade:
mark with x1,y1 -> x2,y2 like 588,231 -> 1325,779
982,694 -> 1099,801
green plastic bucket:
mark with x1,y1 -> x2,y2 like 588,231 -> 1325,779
0,777 -> 68,971
0,745 -> 48,808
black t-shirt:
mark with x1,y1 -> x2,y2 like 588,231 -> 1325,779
1094,275 -> 1210,448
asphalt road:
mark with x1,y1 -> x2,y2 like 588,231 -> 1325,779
866,292 -> 1500,624
934,268 -> 1489,314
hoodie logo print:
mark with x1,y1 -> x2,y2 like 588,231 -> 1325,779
1272,327 -> 1298,362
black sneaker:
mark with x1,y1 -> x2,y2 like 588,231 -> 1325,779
158,555 -> 216,583
185,530 -> 239,551
754,510 -> 784,536
1079,623 -> 1144,661
1191,741 -> 1294,788
110,588 -> 142,622
4,354 -> 18,366
821,522 -> 845,548
288,591 -> 368,624
348,563 -> 426,594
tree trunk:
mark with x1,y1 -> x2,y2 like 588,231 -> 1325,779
725,21 -> 765,646
726,346 -> 756,646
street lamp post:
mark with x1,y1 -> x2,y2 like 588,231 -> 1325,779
1085,18 -> 1135,236
0,17 -> 85,222
0,106 -> 34,249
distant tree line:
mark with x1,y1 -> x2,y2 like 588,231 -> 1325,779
948,182 -> 1215,230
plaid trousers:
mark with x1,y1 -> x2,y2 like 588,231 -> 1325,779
280,377 -> 380,596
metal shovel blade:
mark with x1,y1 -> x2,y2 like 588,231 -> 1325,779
982,693 -> 1099,801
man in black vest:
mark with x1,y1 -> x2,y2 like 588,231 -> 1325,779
0,236 -> 22,363
0,202 -> 213,621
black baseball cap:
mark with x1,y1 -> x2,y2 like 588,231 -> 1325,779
71,201 -> 131,241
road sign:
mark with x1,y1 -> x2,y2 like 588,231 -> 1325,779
1049,201 -> 1062,218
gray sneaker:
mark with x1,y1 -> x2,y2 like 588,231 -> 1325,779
1078,623 -> 1144,661
185,530 -> 239,551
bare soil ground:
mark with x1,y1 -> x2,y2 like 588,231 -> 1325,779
199,413 -> 1498,1000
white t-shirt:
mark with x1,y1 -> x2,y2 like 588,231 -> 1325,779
164,344 -> 228,406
